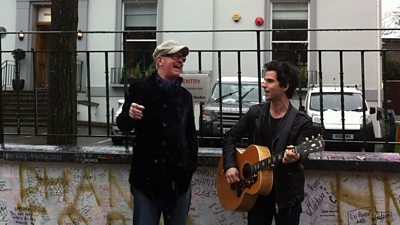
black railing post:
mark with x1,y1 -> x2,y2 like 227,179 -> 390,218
104,51 -> 110,136
0,37 -> 4,147
256,30 -> 262,103
360,51 -> 367,147
32,49 -> 38,134
382,50 -> 389,146
318,51 -> 325,133
199,102 -> 204,138
198,51 -> 202,72
339,51 -> 345,143
86,51 -> 92,135
15,57 -> 21,134
217,51 -> 223,137
237,51 -> 243,117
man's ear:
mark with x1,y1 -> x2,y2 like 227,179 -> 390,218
283,83 -> 289,92
156,57 -> 163,67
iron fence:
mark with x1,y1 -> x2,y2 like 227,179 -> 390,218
0,29 -> 399,152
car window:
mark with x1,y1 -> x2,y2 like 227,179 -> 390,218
310,92 -> 364,111
211,83 -> 261,102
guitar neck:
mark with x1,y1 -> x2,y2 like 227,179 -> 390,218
251,151 -> 284,172
249,135 -> 324,173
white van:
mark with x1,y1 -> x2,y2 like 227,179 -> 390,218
303,86 -> 376,152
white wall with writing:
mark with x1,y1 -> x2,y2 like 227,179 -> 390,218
0,161 -> 399,225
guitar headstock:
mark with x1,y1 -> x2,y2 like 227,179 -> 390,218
295,134 -> 325,155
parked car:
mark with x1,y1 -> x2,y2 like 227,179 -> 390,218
303,86 -> 376,152
111,99 -> 135,145
199,76 -> 264,146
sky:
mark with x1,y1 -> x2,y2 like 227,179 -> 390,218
382,0 -> 400,37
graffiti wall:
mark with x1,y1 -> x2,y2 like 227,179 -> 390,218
0,161 -> 133,225
0,161 -> 399,225
190,168 -> 400,225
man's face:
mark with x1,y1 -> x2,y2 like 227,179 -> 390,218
157,51 -> 186,81
261,70 -> 287,101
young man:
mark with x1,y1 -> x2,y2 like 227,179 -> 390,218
117,40 -> 198,225
223,61 -> 315,225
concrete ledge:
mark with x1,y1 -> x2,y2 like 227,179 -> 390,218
1,144 -> 400,172
0,144 -> 132,163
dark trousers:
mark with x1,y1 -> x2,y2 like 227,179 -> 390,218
248,195 -> 302,225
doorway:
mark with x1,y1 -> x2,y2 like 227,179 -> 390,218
35,25 -> 51,88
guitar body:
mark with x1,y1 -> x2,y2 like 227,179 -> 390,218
216,135 -> 324,212
216,145 -> 273,211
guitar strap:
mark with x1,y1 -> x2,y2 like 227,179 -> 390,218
271,104 -> 298,153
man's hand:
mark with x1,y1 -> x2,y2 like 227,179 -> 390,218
225,167 -> 240,184
129,103 -> 145,120
282,145 -> 300,164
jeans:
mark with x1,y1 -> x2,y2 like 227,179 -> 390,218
133,185 -> 191,225
248,195 -> 302,225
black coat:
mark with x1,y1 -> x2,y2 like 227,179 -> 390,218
223,102 -> 316,210
117,75 -> 198,198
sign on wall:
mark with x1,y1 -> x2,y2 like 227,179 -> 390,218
181,73 -> 211,103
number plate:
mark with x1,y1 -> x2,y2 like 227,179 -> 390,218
332,134 -> 354,140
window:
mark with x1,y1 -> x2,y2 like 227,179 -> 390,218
310,93 -> 364,111
124,3 -> 157,78
212,83 -> 262,103
271,1 -> 308,67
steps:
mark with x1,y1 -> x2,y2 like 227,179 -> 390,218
1,89 -> 48,127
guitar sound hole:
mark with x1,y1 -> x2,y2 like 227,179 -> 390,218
242,164 -> 251,179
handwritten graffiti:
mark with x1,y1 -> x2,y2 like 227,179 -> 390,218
301,171 -> 400,225
0,162 -> 134,225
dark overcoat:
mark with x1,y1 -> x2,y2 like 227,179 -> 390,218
117,74 -> 198,198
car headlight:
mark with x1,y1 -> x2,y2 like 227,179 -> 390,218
312,114 -> 321,124
202,109 -> 217,122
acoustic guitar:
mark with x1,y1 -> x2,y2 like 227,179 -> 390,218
216,135 -> 324,211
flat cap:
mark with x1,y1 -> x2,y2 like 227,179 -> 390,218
152,40 -> 189,61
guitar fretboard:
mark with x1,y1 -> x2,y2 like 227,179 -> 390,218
249,135 -> 324,173
251,152 -> 283,172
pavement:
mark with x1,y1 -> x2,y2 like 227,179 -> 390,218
2,125 -> 114,146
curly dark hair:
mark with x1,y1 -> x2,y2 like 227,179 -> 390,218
263,60 -> 299,99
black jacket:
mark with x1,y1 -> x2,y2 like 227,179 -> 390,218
223,102 -> 315,210
117,75 -> 198,198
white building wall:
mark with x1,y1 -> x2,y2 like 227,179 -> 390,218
86,0 -> 118,87
314,0 -> 381,92
159,0 -> 267,84
160,0 -> 214,74
0,0 -> 17,58
212,0 -> 267,83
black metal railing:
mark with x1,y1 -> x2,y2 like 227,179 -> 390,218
0,29 -> 399,152
1,60 -> 15,90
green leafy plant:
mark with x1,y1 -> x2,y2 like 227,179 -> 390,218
145,64 -> 155,77
299,65 -> 308,87
133,64 -> 142,79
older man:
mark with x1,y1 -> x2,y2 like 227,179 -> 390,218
117,40 -> 198,225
